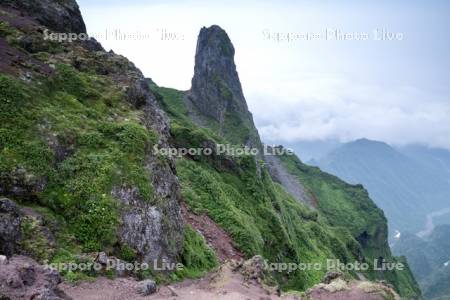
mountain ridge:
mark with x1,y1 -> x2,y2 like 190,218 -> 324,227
316,138 -> 450,237
0,2 -> 422,298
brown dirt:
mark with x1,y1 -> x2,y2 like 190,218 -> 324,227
181,201 -> 244,262
61,263 -> 298,300
309,192 -> 319,209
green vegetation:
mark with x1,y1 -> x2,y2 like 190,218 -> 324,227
176,156 -> 360,290
175,225 -> 219,279
20,216 -> 54,262
150,83 -> 422,297
277,153 -> 422,298
0,17 -> 421,297
0,63 -> 154,256
394,226 -> 450,299
151,84 -> 362,290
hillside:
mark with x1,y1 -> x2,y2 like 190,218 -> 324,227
393,225 -> 450,300
316,139 -> 450,236
0,1 -> 421,299
150,25 -> 420,297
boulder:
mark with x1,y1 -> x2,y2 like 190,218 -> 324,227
240,255 -> 266,281
138,279 -> 157,296
322,271 -> 344,284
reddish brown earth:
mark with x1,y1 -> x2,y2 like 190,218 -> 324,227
59,263 -> 399,300
61,263 -> 298,300
181,201 -> 244,262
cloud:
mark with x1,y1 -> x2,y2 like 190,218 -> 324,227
77,0 -> 450,150
246,75 -> 450,149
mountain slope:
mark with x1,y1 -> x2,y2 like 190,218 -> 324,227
393,225 -> 450,300
316,138 -> 450,236
150,26 -> 421,297
0,1 -> 421,298
0,0 -> 190,275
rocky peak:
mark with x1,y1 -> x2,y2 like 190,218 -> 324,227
190,25 -> 247,120
187,25 -> 260,147
1,0 -> 86,33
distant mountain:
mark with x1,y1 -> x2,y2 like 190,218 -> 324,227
316,138 -> 450,238
399,145 -> 450,181
281,140 -> 342,162
393,225 -> 450,300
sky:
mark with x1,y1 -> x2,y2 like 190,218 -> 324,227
78,0 -> 450,149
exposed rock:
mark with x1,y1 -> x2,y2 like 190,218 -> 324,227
96,252 -> 108,266
124,78 -> 153,109
0,198 -> 56,262
186,25 -> 261,147
264,148 -> 316,207
0,167 -> 47,200
18,33 -> 52,54
112,186 -> 164,262
1,0 -> 86,34
121,76 -> 184,264
138,279 -> 157,296
306,277 -> 401,300
0,198 -> 23,257
322,271 -> 344,284
240,255 -> 266,281
189,25 -> 246,121
1,0 -> 184,266
112,176 -> 183,265
0,255 -> 69,300
92,252 -> 129,277
80,38 -> 105,52
0,255 -> 8,265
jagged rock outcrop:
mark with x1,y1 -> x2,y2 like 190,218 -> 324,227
2,0 -> 86,34
186,26 -> 314,206
186,25 -> 260,147
189,25 -> 247,121
113,71 -> 183,264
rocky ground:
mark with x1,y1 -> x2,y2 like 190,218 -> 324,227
0,254 -> 400,300
0,255 -> 68,299
59,261 -> 399,300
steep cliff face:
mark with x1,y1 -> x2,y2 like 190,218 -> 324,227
0,0 -> 183,267
186,25 -> 260,147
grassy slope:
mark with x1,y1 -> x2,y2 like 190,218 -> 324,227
0,52 -> 215,283
279,151 -> 422,298
151,85 -> 422,297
